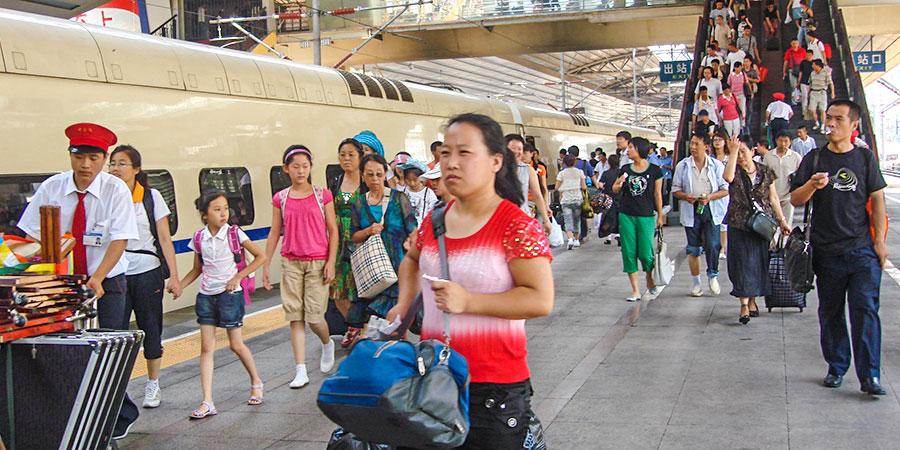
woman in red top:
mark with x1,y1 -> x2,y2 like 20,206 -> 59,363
717,85 -> 743,138
388,113 -> 554,449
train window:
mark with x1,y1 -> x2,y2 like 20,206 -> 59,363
269,166 -> 291,196
0,174 -> 55,238
145,170 -> 178,234
198,168 -> 255,226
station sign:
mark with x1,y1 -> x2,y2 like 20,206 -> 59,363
659,61 -> 692,82
300,38 -> 333,48
853,51 -> 886,72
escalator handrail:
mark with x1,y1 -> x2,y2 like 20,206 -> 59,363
674,0 -> 713,163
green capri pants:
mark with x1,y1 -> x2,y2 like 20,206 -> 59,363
619,213 -> 656,273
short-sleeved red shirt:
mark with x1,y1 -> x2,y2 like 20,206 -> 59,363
416,199 -> 551,383
784,47 -> 806,67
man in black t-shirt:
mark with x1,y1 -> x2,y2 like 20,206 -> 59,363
790,100 -> 889,396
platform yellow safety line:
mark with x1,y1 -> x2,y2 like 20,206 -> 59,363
130,307 -> 288,380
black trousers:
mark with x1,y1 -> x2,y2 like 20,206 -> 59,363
456,379 -> 542,450
99,275 -> 139,435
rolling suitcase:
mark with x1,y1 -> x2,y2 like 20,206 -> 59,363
764,244 -> 806,312
0,330 -> 144,450
766,37 -> 779,51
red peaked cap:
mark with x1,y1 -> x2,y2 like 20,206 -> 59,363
772,92 -> 785,101
65,123 -> 118,154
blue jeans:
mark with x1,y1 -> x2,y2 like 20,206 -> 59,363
196,291 -> 246,328
813,245 -> 882,380
684,207 -> 721,278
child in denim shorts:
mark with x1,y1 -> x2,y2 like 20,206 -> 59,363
179,191 -> 268,419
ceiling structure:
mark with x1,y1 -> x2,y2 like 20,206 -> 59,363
355,45 -> 692,131
0,0 -> 106,18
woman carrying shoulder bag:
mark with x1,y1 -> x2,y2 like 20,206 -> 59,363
723,136 -> 792,324
388,113 -> 554,449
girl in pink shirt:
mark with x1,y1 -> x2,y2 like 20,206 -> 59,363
388,113 -> 554,449
718,85 -> 743,138
263,145 -> 339,388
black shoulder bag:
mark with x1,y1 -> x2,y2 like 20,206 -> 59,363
126,189 -> 171,279
784,150 -> 820,293
740,166 -> 778,243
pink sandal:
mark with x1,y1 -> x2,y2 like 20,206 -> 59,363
189,401 -> 217,419
248,384 -> 264,405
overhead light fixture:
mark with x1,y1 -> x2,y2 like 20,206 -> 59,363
23,0 -> 79,10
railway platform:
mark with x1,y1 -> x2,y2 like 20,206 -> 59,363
115,183 -> 900,449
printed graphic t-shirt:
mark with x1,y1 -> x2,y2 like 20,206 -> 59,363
789,146 -> 887,256
272,189 -> 334,260
618,163 -> 663,217
416,200 -> 552,384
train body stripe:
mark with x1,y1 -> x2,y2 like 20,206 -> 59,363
172,227 -> 271,254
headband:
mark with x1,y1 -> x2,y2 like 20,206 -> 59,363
284,147 -> 311,164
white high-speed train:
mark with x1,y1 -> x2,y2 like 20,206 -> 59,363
0,8 -> 670,313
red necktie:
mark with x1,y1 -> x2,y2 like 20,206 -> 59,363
72,192 -> 88,275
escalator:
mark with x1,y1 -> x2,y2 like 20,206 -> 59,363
675,0 -> 879,162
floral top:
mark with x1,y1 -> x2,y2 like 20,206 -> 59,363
724,163 -> 776,231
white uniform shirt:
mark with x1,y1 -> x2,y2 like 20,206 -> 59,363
766,100 -> 793,120
125,188 -> 171,275
18,171 -> 137,278
187,225 -> 249,295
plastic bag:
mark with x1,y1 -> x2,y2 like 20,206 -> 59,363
791,88 -> 801,105
328,427 -> 395,450
548,217 -> 565,248
591,214 -> 602,230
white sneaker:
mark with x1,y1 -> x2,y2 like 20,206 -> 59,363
719,252 -> 727,260
290,369 -> 309,388
573,239 -> 581,248
690,285 -> 703,297
320,339 -> 335,373
567,238 -> 574,250
143,382 -> 161,408
709,277 -> 721,295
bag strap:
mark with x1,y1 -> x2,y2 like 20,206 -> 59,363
313,186 -> 326,222
802,149 -> 821,239
192,229 -> 204,258
227,225 -> 242,263
396,203 -> 451,341
139,187 -> 169,275
737,165 -> 758,211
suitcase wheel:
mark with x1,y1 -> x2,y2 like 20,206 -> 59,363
799,307 -> 803,312
768,308 -> 773,312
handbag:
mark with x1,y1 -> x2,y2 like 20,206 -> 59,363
652,227 -> 674,286
547,217 -> 565,248
785,151 -> 820,293
581,189 -> 594,218
319,204 -> 470,449
351,193 -> 398,299
739,167 -> 778,243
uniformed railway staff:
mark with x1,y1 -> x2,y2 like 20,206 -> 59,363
17,122 -> 140,440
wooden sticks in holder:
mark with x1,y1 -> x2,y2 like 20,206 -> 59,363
39,206 -> 61,264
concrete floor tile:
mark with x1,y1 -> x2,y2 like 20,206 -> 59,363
788,426 -> 900,450
543,421 -> 666,449
554,397 -> 674,425
658,424 -> 788,450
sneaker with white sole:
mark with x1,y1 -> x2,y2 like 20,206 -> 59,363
567,238 -> 574,250
143,383 -> 161,408
709,277 -> 721,295
290,370 -> 309,389
690,285 -> 703,297
320,339 -> 335,373
573,239 -> 581,248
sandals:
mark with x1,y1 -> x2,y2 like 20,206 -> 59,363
248,384 -> 264,405
342,327 -> 361,349
189,401 -> 217,419
625,296 -> 641,302
748,300 -> 760,318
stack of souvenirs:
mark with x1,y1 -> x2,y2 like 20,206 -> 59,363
0,206 -> 97,342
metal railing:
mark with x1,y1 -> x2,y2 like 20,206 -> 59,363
278,0 -> 703,32
673,0 -> 710,163
829,0 -> 878,155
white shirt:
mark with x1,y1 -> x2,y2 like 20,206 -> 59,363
695,78 -> 723,103
763,149 -> 802,199
556,168 -> 586,205
618,148 -> 632,168
672,156 -> 729,227
594,160 -> 610,178
125,188 -> 171,276
766,100 -> 793,120
18,171 -> 137,278
725,49 -> 746,70
808,39 -> 826,62
701,54 -> 723,68
188,225 -> 250,295
400,186 -> 438,227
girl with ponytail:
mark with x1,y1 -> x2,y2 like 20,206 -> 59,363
108,145 -> 182,409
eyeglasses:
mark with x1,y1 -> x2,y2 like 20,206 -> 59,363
108,162 -> 133,168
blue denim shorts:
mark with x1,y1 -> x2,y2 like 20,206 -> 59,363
196,291 -> 245,328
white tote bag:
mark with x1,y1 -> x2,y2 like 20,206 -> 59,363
652,228 -> 674,286
351,193 -> 398,299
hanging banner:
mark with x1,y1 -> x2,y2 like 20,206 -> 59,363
71,0 -> 149,33
853,51 -> 886,72
659,60 -> 692,82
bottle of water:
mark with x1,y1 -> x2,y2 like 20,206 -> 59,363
696,193 -> 707,215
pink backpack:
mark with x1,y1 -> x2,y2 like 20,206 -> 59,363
277,186 -> 325,225
192,225 -> 255,305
